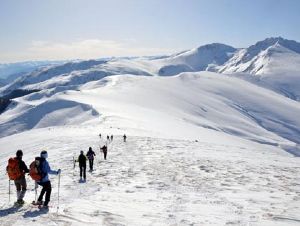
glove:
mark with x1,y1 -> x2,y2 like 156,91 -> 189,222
57,169 -> 61,175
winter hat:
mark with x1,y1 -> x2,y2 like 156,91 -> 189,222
41,150 -> 48,159
16,150 -> 23,157
80,150 -> 84,154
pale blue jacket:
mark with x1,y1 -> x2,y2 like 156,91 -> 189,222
39,159 -> 58,183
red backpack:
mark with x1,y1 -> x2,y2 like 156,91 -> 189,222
7,157 -> 23,180
29,157 -> 42,181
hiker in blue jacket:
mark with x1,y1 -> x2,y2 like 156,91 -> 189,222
36,150 -> 61,207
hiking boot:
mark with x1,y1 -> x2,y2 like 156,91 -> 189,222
38,205 -> 49,211
17,199 -> 25,205
33,200 -> 43,205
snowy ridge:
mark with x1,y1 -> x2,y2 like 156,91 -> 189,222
0,37 -> 300,225
156,43 -> 236,76
0,38 -> 300,144
218,37 -> 300,74
1,37 -> 300,98
1,72 -> 300,150
0,61 -> 66,88
0,98 -> 98,137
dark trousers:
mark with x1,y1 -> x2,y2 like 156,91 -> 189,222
103,150 -> 107,160
88,159 -> 94,171
80,165 -> 86,179
38,181 -> 51,206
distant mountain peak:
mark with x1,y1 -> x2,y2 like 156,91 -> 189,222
250,37 -> 300,54
197,43 -> 236,52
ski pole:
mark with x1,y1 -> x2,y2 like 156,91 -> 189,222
57,172 -> 61,213
34,181 -> 38,202
73,155 -> 76,176
8,179 -> 11,203
99,145 -> 102,163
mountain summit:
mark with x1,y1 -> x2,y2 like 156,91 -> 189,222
0,37 -> 300,99
218,37 -> 300,74
157,43 -> 236,76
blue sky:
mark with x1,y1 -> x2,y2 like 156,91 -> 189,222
0,0 -> 299,62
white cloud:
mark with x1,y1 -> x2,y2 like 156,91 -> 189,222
1,39 -> 176,62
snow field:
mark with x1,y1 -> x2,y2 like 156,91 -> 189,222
0,127 -> 299,225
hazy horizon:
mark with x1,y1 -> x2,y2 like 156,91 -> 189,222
1,0 -> 300,63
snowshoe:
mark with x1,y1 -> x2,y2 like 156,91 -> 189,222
32,200 -> 43,206
14,199 -> 25,206
38,205 -> 49,211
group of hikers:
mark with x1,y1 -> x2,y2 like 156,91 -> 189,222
6,150 -> 60,208
99,133 -> 126,142
5,134 -> 127,208
76,147 -> 98,181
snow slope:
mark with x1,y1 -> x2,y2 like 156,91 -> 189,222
217,37 -> 300,100
219,37 -> 300,74
0,61 -> 66,85
0,125 -> 299,225
0,37 -> 300,225
155,43 -> 236,76
1,72 -> 300,150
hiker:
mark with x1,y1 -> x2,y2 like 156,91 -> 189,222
110,135 -> 113,141
99,133 -> 101,139
35,151 -> 61,208
86,147 -> 96,171
78,150 -> 87,181
100,145 -> 107,160
107,135 -> 110,141
123,134 -> 127,142
6,150 -> 29,205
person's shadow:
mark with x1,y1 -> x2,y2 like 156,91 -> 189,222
23,208 -> 49,218
0,205 -> 49,218
0,205 -> 22,217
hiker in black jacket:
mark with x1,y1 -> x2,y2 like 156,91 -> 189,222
86,147 -> 96,171
78,151 -> 87,181
100,145 -> 107,160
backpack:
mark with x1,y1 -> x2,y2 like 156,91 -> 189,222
29,157 -> 44,181
78,154 -> 87,165
7,157 -> 23,180
87,151 -> 94,160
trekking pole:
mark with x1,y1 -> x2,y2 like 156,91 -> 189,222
34,181 -> 38,202
99,145 -> 102,164
57,172 -> 61,213
73,155 -> 76,176
8,179 -> 11,203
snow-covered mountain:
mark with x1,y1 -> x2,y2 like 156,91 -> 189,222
0,37 -> 300,225
0,61 -> 66,83
1,37 -> 300,98
0,37 -> 300,140
219,37 -> 300,74
155,43 -> 236,76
